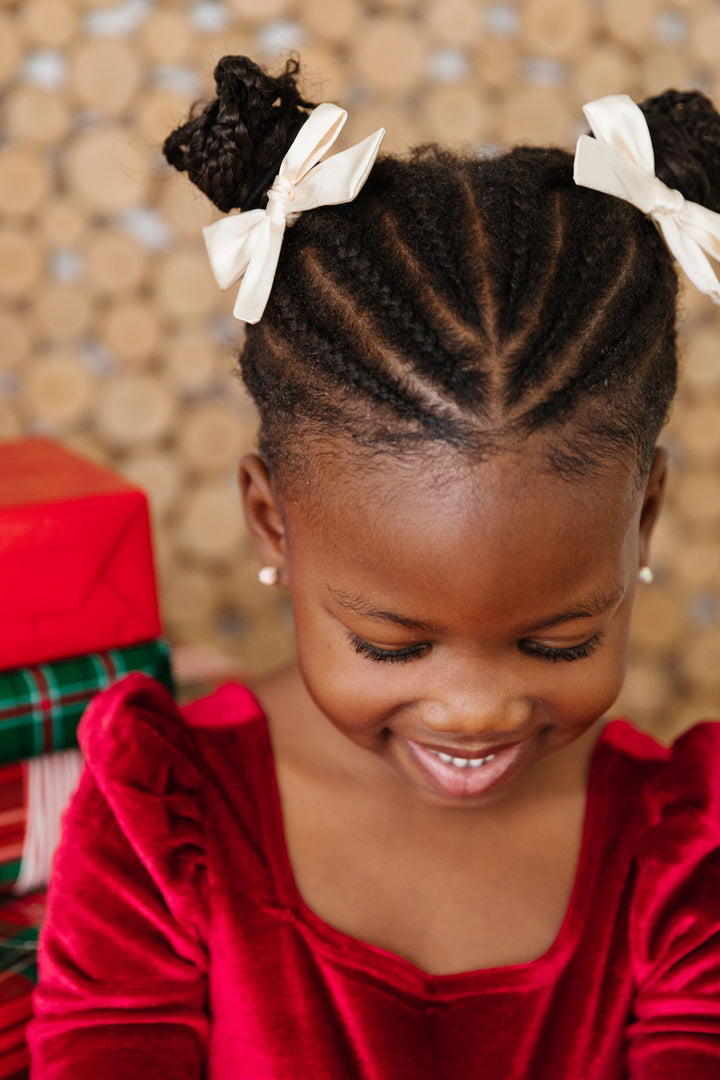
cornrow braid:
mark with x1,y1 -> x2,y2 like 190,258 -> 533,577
163,57 -> 720,490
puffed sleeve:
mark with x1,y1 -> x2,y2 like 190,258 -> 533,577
27,673 -> 210,1079
626,721 -> 720,1078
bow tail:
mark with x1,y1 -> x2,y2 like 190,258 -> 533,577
658,217 -> 720,304
233,217 -> 288,324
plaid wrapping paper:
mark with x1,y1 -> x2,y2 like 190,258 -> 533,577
0,768 -> 23,890
0,889 -> 45,1080
0,638 -> 174,767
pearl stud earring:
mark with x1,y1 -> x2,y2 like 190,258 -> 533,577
258,565 -> 280,586
637,565 -> 654,585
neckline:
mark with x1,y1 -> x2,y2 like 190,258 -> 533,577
252,702 -> 614,995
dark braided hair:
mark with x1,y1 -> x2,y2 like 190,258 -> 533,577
163,57 -> 720,490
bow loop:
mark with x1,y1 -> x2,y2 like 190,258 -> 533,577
574,94 -> 720,305
202,103 -> 385,324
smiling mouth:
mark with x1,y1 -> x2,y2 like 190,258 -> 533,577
402,735 -> 534,798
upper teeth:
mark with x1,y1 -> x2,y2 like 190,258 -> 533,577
432,750 -> 496,768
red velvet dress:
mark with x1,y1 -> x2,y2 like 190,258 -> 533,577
28,673 -> 720,1079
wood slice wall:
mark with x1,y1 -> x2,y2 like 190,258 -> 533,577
0,0 -> 718,735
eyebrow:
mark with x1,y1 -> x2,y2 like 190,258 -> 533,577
327,585 -> 624,635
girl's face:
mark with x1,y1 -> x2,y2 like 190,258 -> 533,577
241,444 -> 666,811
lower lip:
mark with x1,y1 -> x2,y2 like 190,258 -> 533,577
403,738 -> 532,799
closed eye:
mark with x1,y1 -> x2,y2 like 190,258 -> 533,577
518,631 -> 604,663
347,632 -> 429,664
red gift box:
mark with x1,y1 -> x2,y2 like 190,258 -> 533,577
0,437 -> 162,671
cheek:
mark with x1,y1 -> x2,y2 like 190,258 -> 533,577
291,605 -> 407,737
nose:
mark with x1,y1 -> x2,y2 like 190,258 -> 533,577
417,684 -> 534,745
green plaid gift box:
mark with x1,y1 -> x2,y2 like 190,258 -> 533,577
0,639 -> 175,766
0,888 -> 46,1080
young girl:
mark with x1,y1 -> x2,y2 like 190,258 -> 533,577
28,57 -> 720,1078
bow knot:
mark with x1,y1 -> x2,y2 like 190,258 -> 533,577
650,180 -> 685,217
574,94 -> 720,305
266,173 -> 299,225
202,103 -> 385,324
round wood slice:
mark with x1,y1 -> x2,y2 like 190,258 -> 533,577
681,628 -> 720,690
344,101 -> 420,156
98,298 -> 163,362
676,401 -> 720,461
499,86 -> 573,147
84,230 -> 147,295
353,17 -> 429,94
672,470 -> 720,528
0,147 -> 52,218
97,371 -> 176,446
193,30 -> 256,91
227,0 -> 290,21
615,656 -> 674,721
573,44 -> 635,106
297,43 -> 349,104
138,9 -> 193,65
303,0 -> 361,44
0,395 -> 22,440
161,564 -> 219,628
64,127 -> 151,213
674,537 -> 720,590
37,196 -> 89,247
165,328 -> 222,390
19,0 -> 77,47
689,11 -> 720,67
5,85 -> 72,145
602,0 -> 655,51
683,327 -> 720,393
23,351 -> 95,426
630,585 -> 687,654
665,695 -> 720,741
33,283 -> 92,341
522,0 -> 594,60
156,249 -> 219,319
177,482 -> 247,561
0,310 -> 33,370
62,431 -> 110,467
119,449 -> 182,517
424,83 -> 489,145
136,87 -> 193,146
425,0 -> 482,46
157,180 -> 217,237
0,399 -> 22,441
0,231 -> 44,297
179,401 -> 248,473
0,14 -> 22,84
69,38 -> 142,114
641,49 -> 693,97
477,38 -> 519,92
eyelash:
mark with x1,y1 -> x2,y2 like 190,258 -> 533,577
347,631 -> 604,665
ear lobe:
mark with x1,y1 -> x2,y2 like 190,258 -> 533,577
638,446 -> 668,565
238,454 -> 287,574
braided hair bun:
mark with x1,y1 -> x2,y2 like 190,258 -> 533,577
640,89 -> 720,213
162,56 -> 316,213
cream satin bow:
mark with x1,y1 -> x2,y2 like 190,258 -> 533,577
202,103 -> 385,324
574,94 -> 720,304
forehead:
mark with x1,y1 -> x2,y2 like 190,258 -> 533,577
282,445 -> 639,625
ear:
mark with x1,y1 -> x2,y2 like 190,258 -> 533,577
638,446 -> 668,568
238,455 -> 287,583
